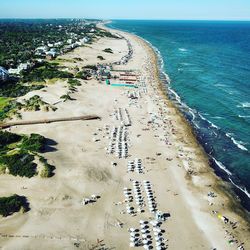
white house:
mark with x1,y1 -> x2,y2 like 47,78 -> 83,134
46,50 -> 57,59
8,62 -> 31,75
35,46 -> 48,57
8,68 -> 20,75
78,37 -> 90,45
54,42 -> 63,47
67,39 -> 73,44
0,66 -> 9,81
18,63 -> 30,72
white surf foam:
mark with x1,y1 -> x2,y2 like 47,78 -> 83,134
229,178 -> 250,199
214,83 -> 227,88
180,62 -> 194,66
213,158 -> 250,201
238,115 -> 250,118
211,116 -> 223,119
212,157 -> 232,176
178,48 -> 188,52
225,133 -> 248,151
198,113 -> 219,129
237,102 -> 250,108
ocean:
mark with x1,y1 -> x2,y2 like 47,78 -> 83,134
108,20 -> 250,210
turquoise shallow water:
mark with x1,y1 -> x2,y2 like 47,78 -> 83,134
108,20 -> 250,209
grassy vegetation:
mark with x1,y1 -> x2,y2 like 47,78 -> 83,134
39,156 -> 55,178
103,48 -> 113,54
0,131 -> 55,178
20,133 -> 46,152
22,95 -> 57,112
1,153 -> 37,177
0,97 -> 12,111
67,78 -> 82,92
82,65 -> 98,71
21,62 -> 74,83
67,78 -> 81,86
60,94 -> 74,102
0,95 -> 57,121
0,131 -> 21,150
0,194 -> 29,217
0,97 -> 13,120
75,70 -> 92,80
0,81 -> 44,98
96,29 -> 120,39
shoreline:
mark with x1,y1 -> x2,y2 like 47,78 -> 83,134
104,21 -> 250,211
146,36 -> 250,211
106,21 -> 250,211
103,22 -> 250,246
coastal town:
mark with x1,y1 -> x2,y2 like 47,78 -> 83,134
0,19 -> 249,250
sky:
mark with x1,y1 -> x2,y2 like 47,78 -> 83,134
0,0 -> 250,20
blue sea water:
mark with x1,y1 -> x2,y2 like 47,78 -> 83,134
108,20 -> 250,209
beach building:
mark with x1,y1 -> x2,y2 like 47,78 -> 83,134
36,46 -> 48,53
18,63 -> 31,72
67,39 -> 73,44
46,49 -> 57,60
78,37 -> 90,45
8,62 -> 32,75
54,41 -> 63,47
0,66 -> 9,82
46,54 -> 55,61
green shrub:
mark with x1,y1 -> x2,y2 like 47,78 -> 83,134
0,194 -> 29,217
75,71 -> 89,80
0,82 -> 44,98
82,65 -> 98,71
60,94 -> 74,102
103,48 -> 113,54
67,78 -> 81,86
0,153 -> 37,178
39,156 -> 55,178
97,56 -> 105,60
21,63 -> 74,83
20,134 -> 46,152
0,131 -> 22,149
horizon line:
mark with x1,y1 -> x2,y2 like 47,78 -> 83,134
0,18 -> 250,22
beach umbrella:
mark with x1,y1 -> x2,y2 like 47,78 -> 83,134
141,225 -> 149,229
156,237 -> 164,243
149,220 -> 157,226
156,246 -> 164,250
130,242 -> 135,247
155,235 -> 162,241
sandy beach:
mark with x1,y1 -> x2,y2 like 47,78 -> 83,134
0,22 -> 249,250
